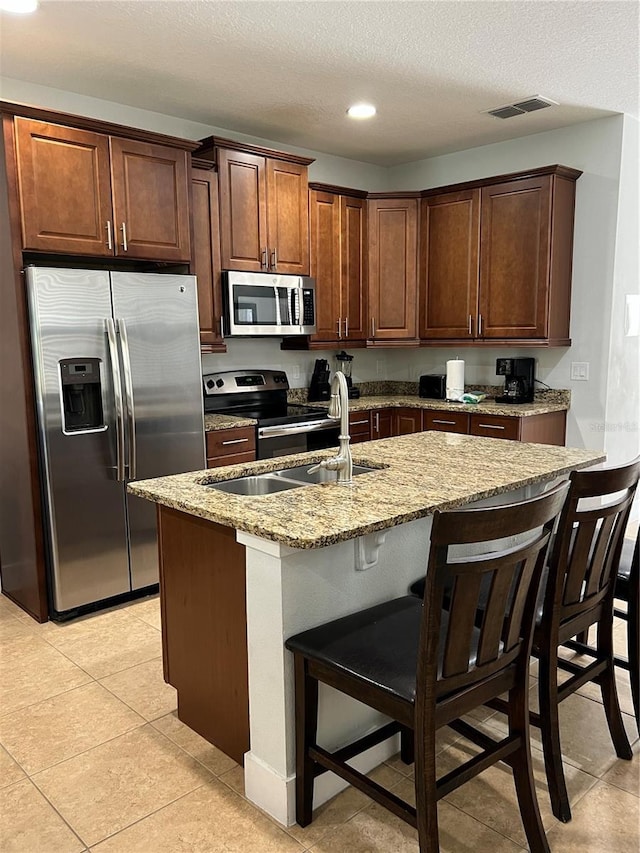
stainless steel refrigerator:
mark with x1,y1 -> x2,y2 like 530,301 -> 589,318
26,267 -> 205,619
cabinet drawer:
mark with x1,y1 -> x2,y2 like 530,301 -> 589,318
206,427 -> 256,459
207,450 -> 256,469
469,414 -> 520,441
349,412 -> 371,443
423,410 -> 469,434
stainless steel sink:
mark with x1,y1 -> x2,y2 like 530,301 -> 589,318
271,464 -> 378,484
207,474 -> 305,496
206,463 -> 378,495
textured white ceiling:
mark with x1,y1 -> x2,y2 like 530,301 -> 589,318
0,0 -> 638,165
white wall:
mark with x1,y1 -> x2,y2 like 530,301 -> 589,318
0,77 -> 387,190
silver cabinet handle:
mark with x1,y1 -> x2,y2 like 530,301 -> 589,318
221,438 -> 250,446
345,316 -> 349,337
478,423 -> 505,430
120,222 -> 128,252
105,318 -> 125,482
468,314 -> 472,336
259,420 -> 338,438
370,317 -> 376,338
433,419 -> 456,425
337,317 -> 342,339
271,248 -> 277,270
478,313 -> 483,336
350,418 -> 369,426
105,220 -> 113,251
118,318 -> 136,480
261,248 -> 268,270
374,412 -> 380,432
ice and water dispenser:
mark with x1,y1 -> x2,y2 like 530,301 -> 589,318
60,358 -> 104,432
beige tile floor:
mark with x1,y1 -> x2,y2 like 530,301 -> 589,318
0,591 -> 638,852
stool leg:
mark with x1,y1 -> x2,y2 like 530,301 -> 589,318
510,681 -> 550,853
400,726 -> 415,765
598,620 -> 633,759
538,648 -> 572,822
294,654 -> 319,827
628,581 -> 640,731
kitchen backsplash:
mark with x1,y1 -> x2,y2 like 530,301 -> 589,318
288,383 -> 570,406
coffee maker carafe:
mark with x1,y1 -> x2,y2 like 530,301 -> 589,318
335,350 -> 360,399
495,357 -> 535,404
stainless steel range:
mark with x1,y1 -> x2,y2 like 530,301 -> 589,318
202,369 -> 339,459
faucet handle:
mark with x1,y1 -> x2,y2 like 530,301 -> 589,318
306,462 -> 322,474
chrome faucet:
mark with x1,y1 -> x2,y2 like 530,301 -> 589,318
307,370 -> 353,485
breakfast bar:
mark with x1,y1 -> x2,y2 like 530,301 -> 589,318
129,432 -> 604,826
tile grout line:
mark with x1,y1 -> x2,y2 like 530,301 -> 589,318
22,774 -> 92,852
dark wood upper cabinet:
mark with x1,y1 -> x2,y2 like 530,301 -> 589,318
368,197 -> 419,343
110,137 -> 191,262
14,116 -> 191,262
420,166 -> 580,345
191,163 -> 225,352
308,187 -> 367,346
15,118 -> 113,256
216,145 -> 310,274
420,189 -> 480,339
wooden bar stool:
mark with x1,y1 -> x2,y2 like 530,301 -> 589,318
528,458 -> 640,823
567,528 -> 639,731
286,483 -> 568,853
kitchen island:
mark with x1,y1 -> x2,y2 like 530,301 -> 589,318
129,431 -> 603,826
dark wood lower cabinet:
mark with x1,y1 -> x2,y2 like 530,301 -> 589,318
469,411 -> 566,445
423,409 -> 469,434
394,407 -> 423,435
206,427 -> 256,468
158,506 -> 249,765
349,411 -> 371,443
371,408 -> 394,440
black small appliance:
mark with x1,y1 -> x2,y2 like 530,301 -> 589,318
308,359 -> 332,402
419,374 -> 446,400
335,350 -> 360,399
495,358 -> 535,404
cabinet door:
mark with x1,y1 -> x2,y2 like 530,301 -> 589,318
420,190 -> 480,339
371,408 -> 394,439
191,167 -> 225,351
394,408 -> 422,435
15,118 -> 113,256
217,148 -> 267,271
309,190 -> 341,343
110,137 -> 191,262
266,159 -> 309,274
479,176 -> 551,338
368,198 -> 418,340
341,195 -> 368,342
206,427 -> 256,467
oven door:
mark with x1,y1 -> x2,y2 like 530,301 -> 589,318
257,420 -> 340,459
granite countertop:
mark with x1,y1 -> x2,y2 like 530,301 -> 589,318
204,413 -> 257,431
203,390 -> 570,431
129,432 -> 602,550
306,390 -> 570,418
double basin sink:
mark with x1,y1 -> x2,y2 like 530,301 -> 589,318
207,464 -> 377,496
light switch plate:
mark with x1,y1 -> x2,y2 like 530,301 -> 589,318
571,362 -> 589,381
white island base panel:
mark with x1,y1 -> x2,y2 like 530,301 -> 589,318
238,482 -> 545,827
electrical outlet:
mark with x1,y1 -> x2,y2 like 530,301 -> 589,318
292,364 -> 301,380
376,360 -> 384,376
570,362 -> 589,381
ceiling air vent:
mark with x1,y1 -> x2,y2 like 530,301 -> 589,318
483,95 -> 559,119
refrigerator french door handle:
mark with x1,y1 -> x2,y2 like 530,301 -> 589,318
105,318 -> 126,481
117,318 -> 137,480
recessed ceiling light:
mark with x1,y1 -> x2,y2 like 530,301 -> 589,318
0,0 -> 37,11
347,103 -> 376,120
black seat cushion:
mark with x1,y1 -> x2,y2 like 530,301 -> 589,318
286,597 -> 423,704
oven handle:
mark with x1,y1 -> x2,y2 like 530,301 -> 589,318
258,419 -> 338,438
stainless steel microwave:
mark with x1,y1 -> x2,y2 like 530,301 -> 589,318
222,271 -> 316,337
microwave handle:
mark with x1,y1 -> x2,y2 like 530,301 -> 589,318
274,285 -> 282,326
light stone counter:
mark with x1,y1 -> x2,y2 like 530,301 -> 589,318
204,413 -> 257,431
129,432 -> 602,550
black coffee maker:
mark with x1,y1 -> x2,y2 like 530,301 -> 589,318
308,359 -> 331,402
495,357 -> 535,404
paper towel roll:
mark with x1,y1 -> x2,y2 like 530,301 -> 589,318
446,358 -> 465,400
